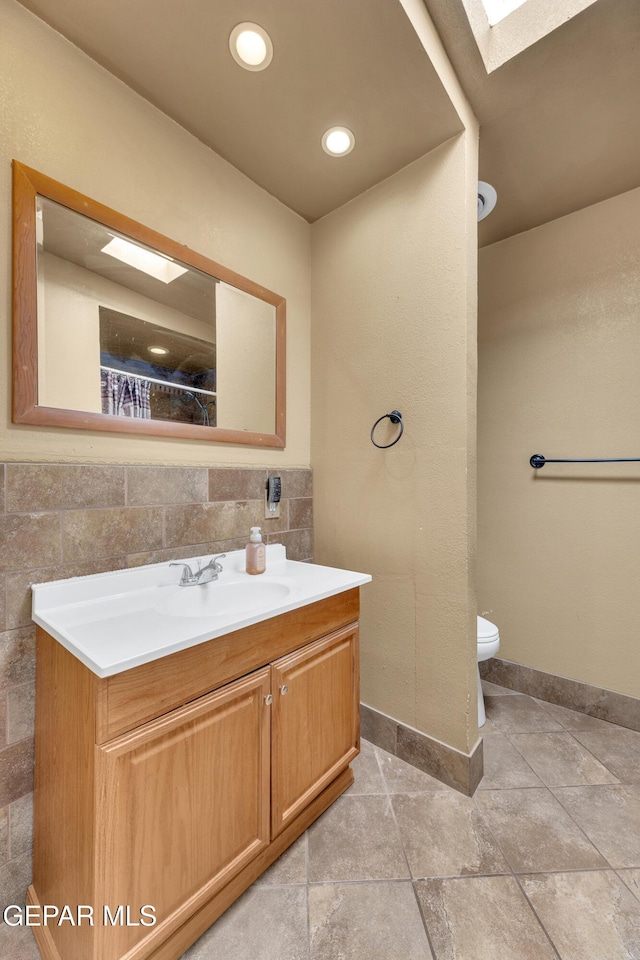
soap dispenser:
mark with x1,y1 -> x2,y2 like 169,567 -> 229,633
246,526 -> 266,575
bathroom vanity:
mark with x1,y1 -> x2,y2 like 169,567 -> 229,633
28,547 -> 370,960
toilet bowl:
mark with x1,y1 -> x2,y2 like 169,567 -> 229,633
477,616 -> 500,727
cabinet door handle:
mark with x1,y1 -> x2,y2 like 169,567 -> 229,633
280,685 -> 288,695
265,694 -> 273,705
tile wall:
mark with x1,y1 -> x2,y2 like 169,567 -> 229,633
361,703 -> 484,796
0,462 -> 313,905
481,658 -> 640,733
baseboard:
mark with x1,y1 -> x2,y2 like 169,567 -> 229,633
360,702 -> 483,796
480,658 -> 640,733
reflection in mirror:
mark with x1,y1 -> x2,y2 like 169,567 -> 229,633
13,162 -> 285,446
99,308 -> 218,426
36,196 -> 276,433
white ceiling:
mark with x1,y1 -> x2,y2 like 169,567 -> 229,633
424,0 -> 640,245
16,0 -> 640,242
16,0 -> 463,223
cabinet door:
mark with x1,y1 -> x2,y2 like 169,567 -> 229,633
271,624 -> 359,835
94,668 -> 271,960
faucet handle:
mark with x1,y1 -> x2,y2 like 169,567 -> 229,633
211,553 -> 226,571
170,562 -> 195,585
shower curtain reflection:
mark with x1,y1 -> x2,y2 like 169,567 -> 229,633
100,369 -> 151,418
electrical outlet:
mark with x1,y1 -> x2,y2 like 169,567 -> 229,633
265,475 -> 281,519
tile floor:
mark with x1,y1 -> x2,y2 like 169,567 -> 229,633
9,683 -> 640,959
181,682 -> 640,960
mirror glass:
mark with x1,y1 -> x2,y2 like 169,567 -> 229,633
13,163 -> 285,446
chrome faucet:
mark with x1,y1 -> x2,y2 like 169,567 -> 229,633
170,554 -> 226,587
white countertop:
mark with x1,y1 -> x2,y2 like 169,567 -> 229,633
32,545 -> 371,678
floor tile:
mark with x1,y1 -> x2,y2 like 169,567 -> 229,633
482,680 -> 519,696
415,875 -> 556,960
477,734 -> 542,790
254,834 -> 306,885
617,869 -> 640,902
533,698 -> 625,732
376,747 -> 451,794
181,885 -> 308,960
478,716 -> 500,733
0,808 -> 7,865
170,735 -> 640,959
520,871 -> 640,960
8,793 -> 33,859
573,728 -> 640,782
307,794 -> 409,882
474,788 -> 607,873
553,784 -> 640,868
346,738 -> 386,795
0,850 -> 32,912
309,881 -> 432,959
396,726 -> 472,795
508,732 -> 618,786
0,925 -> 41,960
392,792 -> 509,878
484,695 -> 564,734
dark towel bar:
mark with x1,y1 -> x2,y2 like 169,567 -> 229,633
530,453 -> 640,469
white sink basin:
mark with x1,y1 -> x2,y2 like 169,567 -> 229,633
157,578 -> 293,619
32,544 -> 371,677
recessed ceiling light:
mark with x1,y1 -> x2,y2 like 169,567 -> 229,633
148,346 -> 169,356
101,236 -> 188,284
321,127 -> 355,157
229,23 -> 273,71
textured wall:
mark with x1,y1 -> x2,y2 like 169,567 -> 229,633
0,462 -> 312,928
478,186 -> 640,699
311,2 -> 478,757
311,130 -> 478,755
0,0 -> 311,466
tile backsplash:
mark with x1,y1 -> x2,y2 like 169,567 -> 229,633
0,462 -> 312,905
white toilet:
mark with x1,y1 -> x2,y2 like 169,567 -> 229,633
477,616 -> 500,727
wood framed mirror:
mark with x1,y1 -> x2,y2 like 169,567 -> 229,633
12,161 -> 286,447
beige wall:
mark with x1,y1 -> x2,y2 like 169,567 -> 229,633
1,0 -> 480,774
216,283 -> 275,435
478,186 -> 640,699
311,2 -> 479,757
311,127 -> 478,753
0,0 -> 310,466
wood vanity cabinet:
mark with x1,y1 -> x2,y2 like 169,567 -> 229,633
29,589 -> 360,960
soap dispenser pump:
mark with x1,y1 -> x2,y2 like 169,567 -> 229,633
246,526 -> 266,575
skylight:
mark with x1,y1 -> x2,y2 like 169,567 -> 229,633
461,0 -> 598,72
480,0 -> 529,26
101,236 -> 188,284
